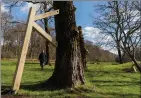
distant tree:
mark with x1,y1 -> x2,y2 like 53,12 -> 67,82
113,1 -> 141,72
93,2 -> 124,64
1,12 -> 12,52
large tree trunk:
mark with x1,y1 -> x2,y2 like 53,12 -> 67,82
116,40 -> 123,64
47,1 -> 85,88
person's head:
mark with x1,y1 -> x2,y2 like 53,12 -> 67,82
78,26 -> 82,31
42,50 -> 45,53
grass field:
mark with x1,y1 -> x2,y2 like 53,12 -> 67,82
1,60 -> 141,98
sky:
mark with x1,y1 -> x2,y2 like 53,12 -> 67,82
1,1 -> 117,54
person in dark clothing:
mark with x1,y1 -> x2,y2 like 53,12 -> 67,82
38,50 -> 48,70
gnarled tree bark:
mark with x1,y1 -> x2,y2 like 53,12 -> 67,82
78,26 -> 88,70
47,1 -> 85,88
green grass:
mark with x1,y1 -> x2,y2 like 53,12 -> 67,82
1,60 -> 141,98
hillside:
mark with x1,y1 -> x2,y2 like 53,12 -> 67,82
1,35 -> 116,62
85,40 -> 116,62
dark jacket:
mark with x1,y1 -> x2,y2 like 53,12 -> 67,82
38,52 -> 48,64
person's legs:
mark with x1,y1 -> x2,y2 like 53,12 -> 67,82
42,62 -> 45,70
40,62 -> 44,70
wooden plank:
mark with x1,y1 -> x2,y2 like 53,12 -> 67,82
33,22 -> 52,42
33,22 -> 56,47
34,10 -> 59,20
12,7 -> 36,92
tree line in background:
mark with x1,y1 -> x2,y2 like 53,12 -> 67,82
1,8 -> 116,62
1,18 -> 116,62
1,9 -> 141,63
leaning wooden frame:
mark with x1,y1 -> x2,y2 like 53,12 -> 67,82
12,6 -> 59,93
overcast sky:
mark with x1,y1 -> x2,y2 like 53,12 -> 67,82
1,1 -> 117,54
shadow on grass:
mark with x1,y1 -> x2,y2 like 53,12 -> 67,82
86,69 -> 128,73
91,80 -> 140,84
91,80 -> 140,88
97,92 -> 140,98
85,70 -> 127,78
2,81 -> 94,96
2,79 -> 71,93
20,82 -> 55,91
86,69 -> 139,80
1,81 -> 57,95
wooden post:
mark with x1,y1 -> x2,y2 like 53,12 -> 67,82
12,6 -> 59,93
34,10 -> 59,20
33,22 -> 56,47
12,7 -> 36,92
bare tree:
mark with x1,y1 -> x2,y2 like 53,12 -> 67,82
114,1 -> 141,72
93,1 -> 141,72
93,2 -> 123,64
133,1 -> 141,11
1,12 -> 13,52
